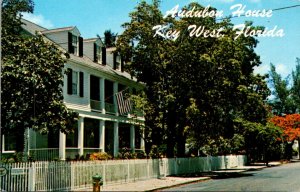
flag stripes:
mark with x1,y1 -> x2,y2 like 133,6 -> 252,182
115,90 -> 132,115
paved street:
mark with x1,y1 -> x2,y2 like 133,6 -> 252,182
162,162 -> 300,192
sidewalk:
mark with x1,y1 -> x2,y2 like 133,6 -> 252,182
79,177 -> 210,191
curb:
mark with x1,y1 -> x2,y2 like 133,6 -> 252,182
146,177 -> 211,192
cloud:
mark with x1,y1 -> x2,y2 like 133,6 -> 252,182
254,63 -> 291,78
276,63 -> 290,78
21,13 -> 54,29
254,63 -> 269,75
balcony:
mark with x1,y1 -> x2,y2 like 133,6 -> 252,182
90,99 -> 101,111
105,102 -> 116,114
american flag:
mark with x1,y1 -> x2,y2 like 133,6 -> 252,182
115,90 -> 132,115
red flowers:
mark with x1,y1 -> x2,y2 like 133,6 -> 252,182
270,114 -> 300,141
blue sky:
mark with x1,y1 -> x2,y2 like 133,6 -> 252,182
22,0 -> 300,78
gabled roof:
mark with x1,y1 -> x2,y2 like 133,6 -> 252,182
83,37 -> 104,46
21,18 -> 47,35
41,26 -> 75,34
83,38 -> 98,42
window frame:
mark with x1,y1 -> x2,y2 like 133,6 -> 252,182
72,70 -> 79,96
72,34 -> 78,55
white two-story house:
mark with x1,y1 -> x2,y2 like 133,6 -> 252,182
2,19 -> 145,160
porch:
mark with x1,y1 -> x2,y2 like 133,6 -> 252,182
27,117 -> 145,161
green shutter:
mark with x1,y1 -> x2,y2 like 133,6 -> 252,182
67,68 -> 73,94
79,37 -> 83,57
102,47 -> 106,65
68,32 -> 74,54
79,72 -> 84,97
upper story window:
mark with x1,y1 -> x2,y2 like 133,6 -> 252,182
94,43 -> 102,63
113,52 -> 122,70
68,32 -> 83,57
67,68 -> 84,97
72,35 -> 78,55
72,70 -> 78,95
96,44 -> 102,63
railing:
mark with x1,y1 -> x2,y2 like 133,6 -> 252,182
29,148 -> 59,161
105,102 -> 116,114
66,148 -> 80,159
90,99 -> 101,111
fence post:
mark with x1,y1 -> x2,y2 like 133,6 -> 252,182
71,162 -> 75,190
127,160 -> 130,182
28,163 -> 36,191
102,162 -> 106,186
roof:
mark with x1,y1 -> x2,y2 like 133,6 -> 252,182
41,26 -> 75,34
83,38 -> 98,42
69,54 -> 136,83
21,19 -> 47,35
20,18 -> 139,85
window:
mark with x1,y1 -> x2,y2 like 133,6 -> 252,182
116,55 -> 121,70
72,35 -> 78,55
72,71 -> 78,95
96,45 -> 102,63
3,135 -> 16,151
67,68 -> 84,97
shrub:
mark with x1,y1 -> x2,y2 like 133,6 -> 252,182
90,152 -> 112,161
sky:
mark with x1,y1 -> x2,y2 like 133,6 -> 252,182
22,0 -> 300,78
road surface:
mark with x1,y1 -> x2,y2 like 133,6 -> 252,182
162,162 -> 300,192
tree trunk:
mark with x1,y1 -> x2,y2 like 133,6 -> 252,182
15,129 -> 25,153
166,110 -> 176,158
177,124 -> 186,157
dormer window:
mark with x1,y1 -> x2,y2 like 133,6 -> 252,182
95,44 -> 102,63
68,31 -> 83,57
72,34 -> 78,55
113,52 -> 121,71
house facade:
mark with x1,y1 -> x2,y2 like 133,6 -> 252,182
2,19 -> 145,160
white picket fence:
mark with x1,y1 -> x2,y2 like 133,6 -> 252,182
0,155 -> 246,191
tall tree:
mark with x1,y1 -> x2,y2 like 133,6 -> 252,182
268,63 -> 296,115
104,30 -> 117,48
117,1 -> 269,157
1,0 -> 78,153
291,58 -> 300,112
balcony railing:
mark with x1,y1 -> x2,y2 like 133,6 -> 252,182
105,102 -> 116,114
90,99 -> 101,111
90,99 -> 144,117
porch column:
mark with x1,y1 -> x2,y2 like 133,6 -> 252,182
99,120 -> 105,152
141,127 -> 145,150
78,117 -> 84,156
130,125 -> 135,152
59,131 -> 66,160
100,78 -> 105,114
113,121 -> 119,157
113,82 -> 119,116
